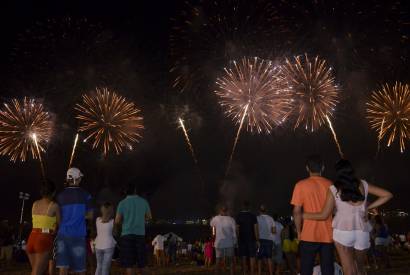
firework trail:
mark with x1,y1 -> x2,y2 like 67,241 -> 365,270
75,88 -> 144,156
31,133 -> 46,181
0,98 -> 52,162
178,117 -> 206,190
366,82 -> 410,153
178,118 -> 198,164
68,133 -> 79,168
226,104 -> 249,176
326,115 -> 344,158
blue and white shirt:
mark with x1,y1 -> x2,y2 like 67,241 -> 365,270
57,187 -> 93,237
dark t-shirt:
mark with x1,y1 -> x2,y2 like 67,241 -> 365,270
235,211 -> 257,242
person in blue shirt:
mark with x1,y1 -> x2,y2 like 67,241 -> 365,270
56,167 -> 93,275
115,182 -> 152,275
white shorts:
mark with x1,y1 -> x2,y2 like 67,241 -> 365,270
333,229 -> 370,250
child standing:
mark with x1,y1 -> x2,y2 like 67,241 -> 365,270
95,202 -> 116,275
204,238 -> 214,267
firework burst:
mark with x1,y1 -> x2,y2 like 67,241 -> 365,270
215,57 -> 292,134
366,82 -> 410,153
283,54 -> 340,132
0,98 -> 53,162
215,56 -> 292,175
75,88 -> 144,156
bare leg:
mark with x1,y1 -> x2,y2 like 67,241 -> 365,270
285,253 -> 297,275
32,252 -> 50,275
215,257 -> 221,275
228,257 -> 235,275
250,257 -> 256,275
242,257 -> 247,275
354,249 -> 368,275
58,268 -> 68,275
27,252 -> 35,269
266,258 -> 273,275
49,260 -> 55,275
334,242 -> 356,275
125,268 -> 136,275
257,259 -> 261,275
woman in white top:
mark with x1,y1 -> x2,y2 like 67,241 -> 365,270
303,160 -> 392,275
95,202 -> 116,275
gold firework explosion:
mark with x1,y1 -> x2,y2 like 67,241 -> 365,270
0,98 -> 53,162
215,57 -> 292,134
75,88 -> 144,156
366,82 -> 410,153
283,54 -> 340,132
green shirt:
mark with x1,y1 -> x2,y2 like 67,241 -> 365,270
117,195 -> 150,236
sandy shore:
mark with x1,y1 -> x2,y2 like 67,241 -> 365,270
1,251 -> 409,274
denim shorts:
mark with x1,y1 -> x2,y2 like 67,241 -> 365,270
56,235 -> 86,272
272,242 -> 283,263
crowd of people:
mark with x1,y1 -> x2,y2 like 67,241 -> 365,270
2,155 -> 410,275
22,167 -> 152,275
207,156 -> 395,275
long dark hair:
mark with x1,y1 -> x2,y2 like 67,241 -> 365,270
40,180 -> 56,199
334,159 -> 365,202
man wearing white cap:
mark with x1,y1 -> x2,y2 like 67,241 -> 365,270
55,167 -> 93,275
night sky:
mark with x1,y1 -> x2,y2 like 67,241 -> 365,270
1,0 -> 410,222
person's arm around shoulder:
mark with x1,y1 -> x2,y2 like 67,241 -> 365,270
366,183 -> 393,210
303,188 -> 335,220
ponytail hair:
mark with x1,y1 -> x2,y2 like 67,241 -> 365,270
334,159 -> 365,203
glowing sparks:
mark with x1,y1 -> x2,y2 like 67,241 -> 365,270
31,133 -> 46,180
0,98 -> 52,162
326,115 -> 344,158
178,118 -> 198,164
283,54 -> 340,132
75,88 -> 144,156
68,133 -> 79,168
366,82 -> 410,153
215,57 -> 292,134
226,103 -> 249,176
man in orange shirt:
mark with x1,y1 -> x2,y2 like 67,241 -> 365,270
291,155 -> 334,275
